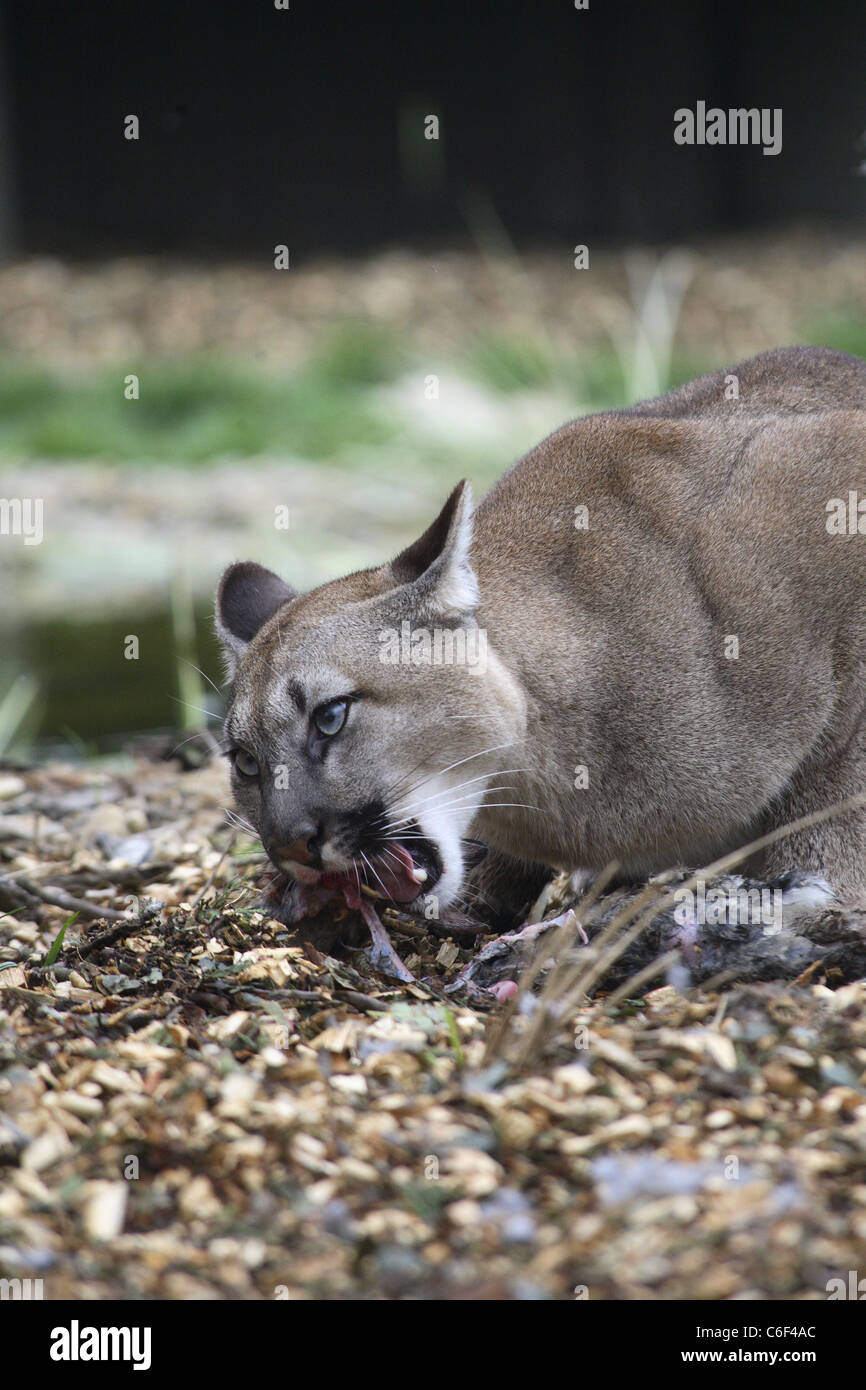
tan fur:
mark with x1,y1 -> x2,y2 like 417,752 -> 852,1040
216,347 -> 866,912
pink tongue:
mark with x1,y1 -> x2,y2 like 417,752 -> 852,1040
323,842 -> 420,909
371,842 -> 420,903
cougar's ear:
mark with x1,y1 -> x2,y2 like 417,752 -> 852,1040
215,561 -> 296,679
389,480 -> 478,617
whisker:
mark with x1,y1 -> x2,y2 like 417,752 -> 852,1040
377,739 -> 527,811
382,795 -> 541,839
224,808 -> 257,837
381,768 -> 530,819
377,769 -> 530,828
168,695 -> 218,723
360,851 -> 390,898
171,730 -> 214,757
379,846 -> 405,871
380,782 -> 525,833
177,657 -> 223,698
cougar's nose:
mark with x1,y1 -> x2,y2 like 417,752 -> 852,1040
271,824 -> 321,867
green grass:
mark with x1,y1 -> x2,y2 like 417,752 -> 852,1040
0,325 -> 402,462
464,334 -> 714,407
2,315 -> 862,466
42,912 -> 78,968
805,315 -> 866,363
466,335 -> 569,393
466,319 -> 866,407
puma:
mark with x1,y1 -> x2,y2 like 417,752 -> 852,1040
216,346 -> 866,975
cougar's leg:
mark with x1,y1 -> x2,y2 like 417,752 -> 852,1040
756,726 -> 866,905
459,844 -> 553,932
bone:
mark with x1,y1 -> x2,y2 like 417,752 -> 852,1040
358,896 -> 415,983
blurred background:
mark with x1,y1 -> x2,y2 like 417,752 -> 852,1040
0,0 -> 865,755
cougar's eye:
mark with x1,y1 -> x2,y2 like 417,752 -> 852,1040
313,698 -> 349,738
233,748 -> 259,779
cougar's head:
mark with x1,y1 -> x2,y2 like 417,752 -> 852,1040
215,481 -> 525,914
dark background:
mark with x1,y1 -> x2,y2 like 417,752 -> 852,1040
2,0 -> 865,260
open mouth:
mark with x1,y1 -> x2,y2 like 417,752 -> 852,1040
261,822 -> 445,985
272,819 -> 443,912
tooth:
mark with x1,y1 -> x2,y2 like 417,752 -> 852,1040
411,868 -> 428,884
360,884 -> 385,900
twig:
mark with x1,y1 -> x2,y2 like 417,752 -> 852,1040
0,878 -> 36,914
3,874 -> 126,923
241,986 -> 388,1014
483,859 -> 622,1065
335,989 -> 389,1013
75,902 -> 163,960
379,906 -> 428,940
598,948 -> 682,1012
381,903 -> 486,941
